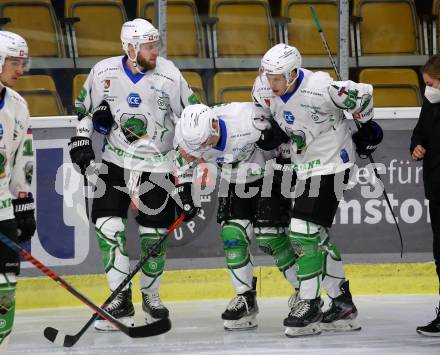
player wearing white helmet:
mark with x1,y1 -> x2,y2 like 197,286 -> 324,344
121,18 -> 160,72
253,43 -> 382,337
69,18 -> 200,331
0,30 -> 35,353
174,103 -> 299,330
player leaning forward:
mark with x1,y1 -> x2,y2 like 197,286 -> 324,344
69,19 -> 198,330
253,44 -> 383,336
0,31 -> 36,351
174,102 -> 299,330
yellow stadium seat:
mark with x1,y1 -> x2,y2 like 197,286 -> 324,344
14,75 -> 65,116
72,73 -> 88,104
65,0 -> 127,57
0,0 -> 65,57
209,0 -> 274,57
359,68 -> 422,107
181,71 -> 206,103
138,0 -> 205,58
433,0 -> 440,51
353,0 -> 420,55
213,71 -> 258,103
281,0 -> 338,56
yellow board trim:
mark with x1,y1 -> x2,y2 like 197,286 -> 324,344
16,263 -> 438,310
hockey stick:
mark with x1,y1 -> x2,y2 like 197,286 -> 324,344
83,160 -> 96,218
44,212 -> 185,347
0,232 -> 172,345
310,6 -> 404,256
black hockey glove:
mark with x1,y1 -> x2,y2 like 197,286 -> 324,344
13,195 -> 36,243
92,100 -> 114,135
173,183 -> 199,222
256,120 -> 290,151
69,136 -> 95,175
352,120 -> 383,159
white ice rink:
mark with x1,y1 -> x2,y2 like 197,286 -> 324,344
8,294 -> 440,355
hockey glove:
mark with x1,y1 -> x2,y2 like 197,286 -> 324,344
92,100 -> 114,135
256,120 -> 290,151
69,136 -> 95,175
13,194 -> 36,243
352,120 -> 383,159
173,183 -> 199,222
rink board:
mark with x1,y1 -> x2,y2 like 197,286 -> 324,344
15,262 -> 438,309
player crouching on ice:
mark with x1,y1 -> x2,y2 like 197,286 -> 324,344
173,103 -> 299,331
253,43 -> 383,337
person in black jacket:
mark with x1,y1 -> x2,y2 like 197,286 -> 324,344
411,54 -> 440,337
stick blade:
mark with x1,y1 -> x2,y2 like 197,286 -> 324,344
43,327 -> 66,346
128,318 -> 172,338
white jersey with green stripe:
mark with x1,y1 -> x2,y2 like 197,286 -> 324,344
75,55 -> 198,173
175,102 -> 275,185
252,68 -> 374,179
0,87 -> 33,221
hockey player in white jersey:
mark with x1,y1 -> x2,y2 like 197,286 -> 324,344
0,31 -> 35,352
69,19 -> 199,331
174,103 -> 299,330
253,44 -> 383,337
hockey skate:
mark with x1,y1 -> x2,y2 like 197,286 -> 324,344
416,303 -> 440,337
321,280 -> 361,332
288,290 -> 300,310
222,277 -> 259,331
284,298 -> 323,337
94,289 -> 135,331
142,291 -> 169,324
288,289 -> 323,311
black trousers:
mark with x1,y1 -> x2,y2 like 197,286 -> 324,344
429,199 -> 440,293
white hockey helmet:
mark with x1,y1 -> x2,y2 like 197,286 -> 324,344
260,43 -> 301,84
175,104 -> 218,158
0,31 -> 29,74
121,18 -> 160,55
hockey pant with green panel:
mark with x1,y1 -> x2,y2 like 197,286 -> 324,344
221,220 -> 254,294
96,217 -> 168,294
289,219 -> 325,300
254,226 -> 298,289
221,220 -> 298,294
0,273 -> 16,352
320,227 -> 346,298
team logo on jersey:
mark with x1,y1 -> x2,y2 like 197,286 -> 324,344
340,148 -> 349,163
24,161 -> 33,184
23,139 -> 33,156
283,111 -> 295,124
0,152 -> 6,178
0,123 -> 3,140
104,80 -> 111,90
77,87 -> 87,103
285,128 -> 306,151
157,94 -> 170,111
188,93 -> 199,105
120,113 -> 148,141
127,93 -> 142,108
